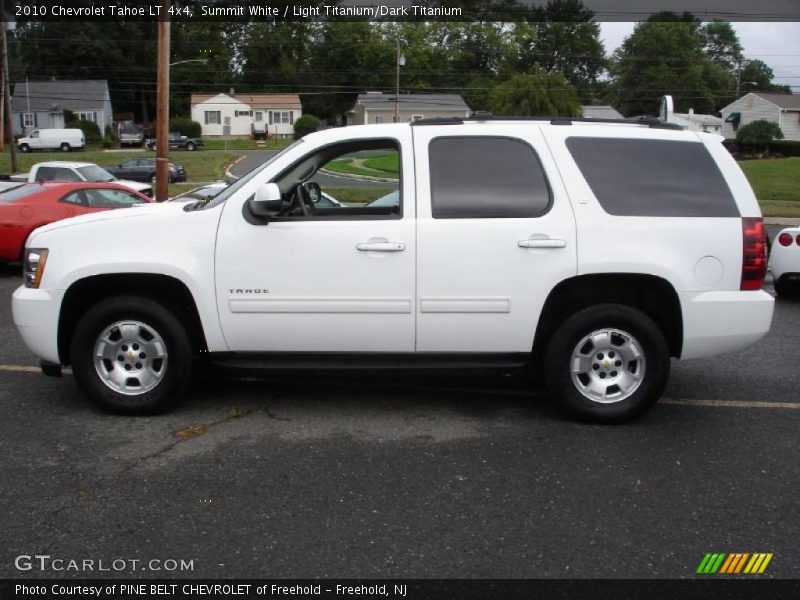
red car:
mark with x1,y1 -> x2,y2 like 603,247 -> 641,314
0,182 -> 152,262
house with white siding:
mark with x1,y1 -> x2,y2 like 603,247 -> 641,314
348,92 -> 470,125
190,91 -> 302,138
669,109 -> 723,134
12,79 -> 113,136
719,92 -> 800,141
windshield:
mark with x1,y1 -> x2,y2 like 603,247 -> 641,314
0,184 -> 41,202
77,165 -> 116,182
202,139 -> 304,210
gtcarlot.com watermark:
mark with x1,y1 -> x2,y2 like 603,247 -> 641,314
14,554 -> 194,572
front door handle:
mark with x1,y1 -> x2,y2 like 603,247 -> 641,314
356,242 -> 406,252
518,238 -> 567,249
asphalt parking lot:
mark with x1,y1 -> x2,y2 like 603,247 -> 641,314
1,263 -> 799,580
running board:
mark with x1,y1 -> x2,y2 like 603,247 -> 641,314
209,352 -> 531,371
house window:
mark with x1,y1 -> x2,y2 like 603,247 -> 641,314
412,115 -> 424,122
375,116 -> 384,124
254,111 -> 263,122
22,113 -> 35,127
204,111 -> 221,125
235,110 -> 252,117
392,116 -> 398,123
76,111 -> 97,123
269,111 -> 294,125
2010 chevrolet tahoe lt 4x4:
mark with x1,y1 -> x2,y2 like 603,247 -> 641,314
12,117 -> 774,422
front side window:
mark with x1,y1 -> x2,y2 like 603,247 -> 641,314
429,136 -> 551,219
270,139 -> 401,220
204,111 -> 221,125
77,166 -> 115,182
565,137 -> 738,217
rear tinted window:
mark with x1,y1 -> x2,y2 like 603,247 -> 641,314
0,184 -> 40,202
429,137 -> 551,219
565,137 -> 738,217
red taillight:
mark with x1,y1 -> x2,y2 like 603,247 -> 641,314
778,233 -> 793,247
797,234 -> 800,246
741,217 -> 767,290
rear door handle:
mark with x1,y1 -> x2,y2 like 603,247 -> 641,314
356,242 -> 406,252
518,238 -> 566,249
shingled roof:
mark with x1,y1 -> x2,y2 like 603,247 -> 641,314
752,92 -> 800,110
191,92 -> 301,108
356,93 -> 470,112
12,80 -> 109,112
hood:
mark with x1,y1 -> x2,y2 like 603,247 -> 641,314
29,202 -> 184,239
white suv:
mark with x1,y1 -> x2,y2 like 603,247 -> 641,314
12,117 -> 774,422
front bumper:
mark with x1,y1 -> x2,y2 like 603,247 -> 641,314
679,290 -> 774,359
12,285 -> 64,365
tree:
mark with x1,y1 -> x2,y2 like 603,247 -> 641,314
739,60 -> 792,94
702,22 -> 743,69
609,18 -> 719,116
735,120 -> 783,152
517,0 -> 606,102
489,66 -> 580,117
293,114 -> 320,140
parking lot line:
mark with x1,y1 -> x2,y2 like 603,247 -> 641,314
660,398 -> 800,410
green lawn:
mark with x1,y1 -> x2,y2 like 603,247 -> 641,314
201,138 -> 294,151
738,157 -> 800,216
2,149 -> 236,196
325,187 -> 394,204
362,154 -> 399,174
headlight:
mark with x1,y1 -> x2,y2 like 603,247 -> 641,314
24,248 -> 49,288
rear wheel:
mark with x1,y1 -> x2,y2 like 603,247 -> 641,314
545,304 -> 670,423
70,296 -> 193,414
60,143 -> 71,152
186,142 -> 196,151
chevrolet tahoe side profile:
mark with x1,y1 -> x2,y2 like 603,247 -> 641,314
12,117 -> 774,422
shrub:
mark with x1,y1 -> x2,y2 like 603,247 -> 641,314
736,120 -> 783,151
168,117 -> 202,137
293,114 -> 320,140
770,140 -> 800,157
67,118 -> 102,143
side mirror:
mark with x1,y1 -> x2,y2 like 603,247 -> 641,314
304,181 -> 322,204
248,182 -> 283,218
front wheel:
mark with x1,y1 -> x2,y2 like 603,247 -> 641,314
19,144 -> 30,152
185,142 -> 196,151
545,304 -> 670,423
70,296 -> 194,414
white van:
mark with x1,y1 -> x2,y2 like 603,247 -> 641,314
17,128 -> 85,153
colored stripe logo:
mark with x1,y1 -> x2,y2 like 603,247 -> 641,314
697,553 -> 773,574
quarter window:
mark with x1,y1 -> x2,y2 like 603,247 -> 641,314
429,137 -> 551,219
565,137 -> 738,217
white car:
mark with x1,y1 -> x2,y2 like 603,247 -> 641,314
15,162 -> 153,197
12,117 -> 774,422
770,227 -> 800,296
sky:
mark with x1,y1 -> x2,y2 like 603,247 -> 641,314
600,22 -> 800,91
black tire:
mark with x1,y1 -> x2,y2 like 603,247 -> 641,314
69,296 -> 194,414
774,276 -> 798,298
186,142 -> 196,151
19,144 -> 30,153
545,304 -> 670,423
60,143 -> 70,152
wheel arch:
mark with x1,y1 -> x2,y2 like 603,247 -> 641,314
58,273 -> 207,365
533,273 -> 683,359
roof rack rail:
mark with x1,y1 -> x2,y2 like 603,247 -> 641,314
410,113 -> 682,130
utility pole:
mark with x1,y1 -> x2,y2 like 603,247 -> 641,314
394,39 -> 404,124
155,3 -> 170,201
1,0 -> 17,171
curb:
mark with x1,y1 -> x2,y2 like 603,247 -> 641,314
318,168 -> 398,184
765,217 -> 800,227
225,156 -> 246,181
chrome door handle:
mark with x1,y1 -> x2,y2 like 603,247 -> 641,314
356,242 -> 406,252
518,238 -> 567,249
